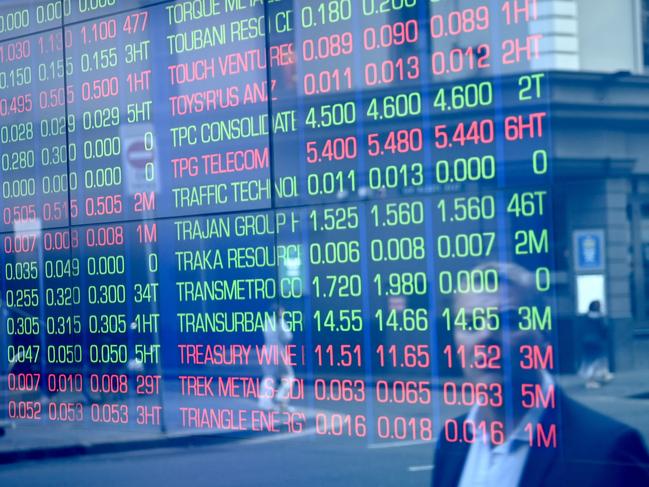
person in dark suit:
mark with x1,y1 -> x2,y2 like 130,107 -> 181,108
432,262 -> 649,487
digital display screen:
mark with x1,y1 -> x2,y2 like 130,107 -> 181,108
0,1 -> 648,486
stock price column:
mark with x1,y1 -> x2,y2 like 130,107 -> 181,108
66,8 -> 156,225
428,0 -> 557,453
0,28 -> 72,232
427,0 -> 503,446
360,0 -> 435,444
268,0 -> 432,441
74,220 -> 163,430
63,8 -> 163,430
269,0 -> 360,208
368,196 -> 436,443
271,0 -> 376,438
306,203 -> 368,439
0,20 -> 78,425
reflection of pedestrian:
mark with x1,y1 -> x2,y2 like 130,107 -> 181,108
579,300 -> 614,388
258,305 -> 295,412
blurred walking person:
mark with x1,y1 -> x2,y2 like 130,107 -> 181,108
579,300 -> 614,388
258,304 -> 295,412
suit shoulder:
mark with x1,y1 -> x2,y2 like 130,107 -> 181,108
561,395 -> 636,438
559,395 -> 649,462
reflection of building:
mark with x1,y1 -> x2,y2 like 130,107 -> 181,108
427,0 -> 649,372
295,1 -> 649,373
530,0 -> 644,73
550,71 -> 649,372
528,0 -> 649,371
